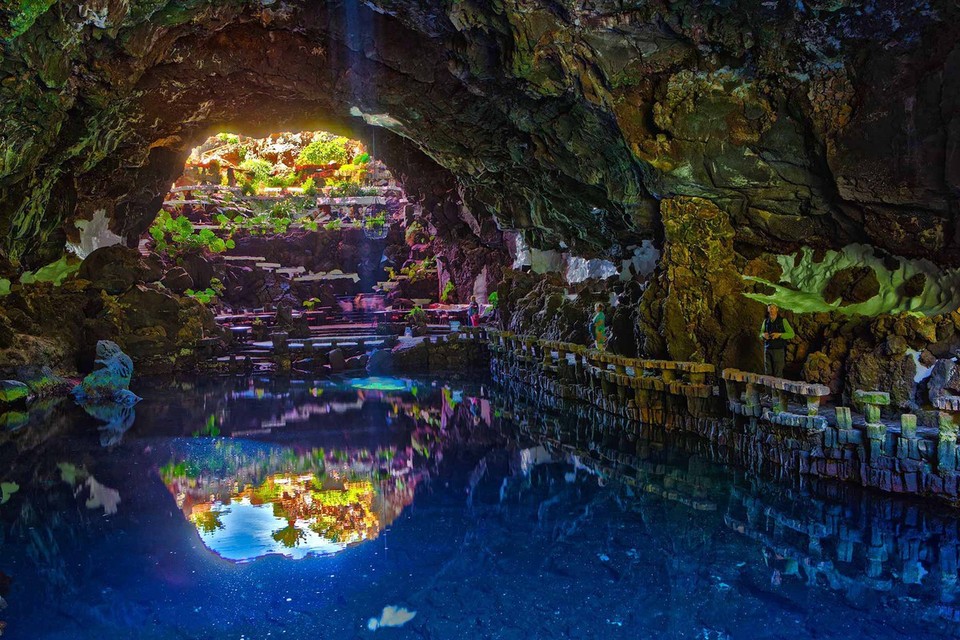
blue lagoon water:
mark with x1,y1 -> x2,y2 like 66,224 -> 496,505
0,375 -> 958,639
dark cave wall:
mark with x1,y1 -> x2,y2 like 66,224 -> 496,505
3,0 -> 959,267
1,0 -> 959,379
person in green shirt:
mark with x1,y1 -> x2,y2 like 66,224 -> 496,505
591,303 -> 608,351
758,304 -> 795,377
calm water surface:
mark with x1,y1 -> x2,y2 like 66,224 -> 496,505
0,375 -> 957,639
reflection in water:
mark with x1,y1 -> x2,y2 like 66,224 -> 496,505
2,376 -> 960,638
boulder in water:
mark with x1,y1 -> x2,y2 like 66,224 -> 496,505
0,380 -> 31,405
71,340 -> 140,404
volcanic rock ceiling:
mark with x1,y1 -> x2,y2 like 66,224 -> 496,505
0,0 -> 958,269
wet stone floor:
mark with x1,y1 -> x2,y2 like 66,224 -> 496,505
0,375 -> 959,639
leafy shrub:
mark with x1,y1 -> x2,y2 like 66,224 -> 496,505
441,280 -> 456,303
406,306 -> 427,326
266,173 -> 298,188
401,256 -> 436,283
301,177 -> 318,196
239,158 -> 273,183
297,134 -> 350,166
240,179 -> 256,196
323,218 -> 343,231
329,181 -> 362,198
216,133 -> 241,144
405,220 -> 428,247
487,291 -> 499,308
18,256 -> 79,286
185,287 -> 218,305
149,210 -> 235,256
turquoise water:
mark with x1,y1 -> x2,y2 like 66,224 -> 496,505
0,375 -> 958,639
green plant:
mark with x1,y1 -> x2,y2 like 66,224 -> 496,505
216,133 -> 241,145
297,134 -> 350,166
401,256 -> 436,283
302,218 -> 318,232
19,256 -> 79,286
185,287 -> 219,305
240,179 -> 256,196
329,181 -> 362,198
239,158 -> 273,183
406,305 -> 427,326
405,220 -> 427,246
324,218 -> 342,231
0,279 -> 10,296
487,291 -> 499,308
301,177 -> 319,196
149,210 -> 235,256
266,173 -> 298,188
9,0 -> 57,37
441,280 -> 456,303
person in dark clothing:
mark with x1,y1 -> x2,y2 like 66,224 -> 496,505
467,296 -> 481,327
759,304 -> 795,377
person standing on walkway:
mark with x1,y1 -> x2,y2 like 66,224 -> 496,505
759,304 -> 794,377
591,303 -> 608,351
467,296 -> 481,327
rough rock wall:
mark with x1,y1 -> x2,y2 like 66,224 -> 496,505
3,0 -> 959,267
2,0 -> 960,382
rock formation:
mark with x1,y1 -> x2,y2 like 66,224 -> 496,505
1,0 -> 958,394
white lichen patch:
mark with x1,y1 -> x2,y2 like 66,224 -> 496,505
743,244 -> 960,316
67,209 -> 123,259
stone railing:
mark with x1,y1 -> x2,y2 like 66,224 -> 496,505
487,329 -> 718,421
487,331 -> 960,505
721,369 -> 831,430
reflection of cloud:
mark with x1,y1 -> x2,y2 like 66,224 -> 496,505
56,463 -> 121,515
367,606 -> 417,631
84,477 -> 121,515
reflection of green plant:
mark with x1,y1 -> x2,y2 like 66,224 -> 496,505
441,281 -> 455,303
272,523 -> 307,549
190,509 -> 224,534
487,291 -> 499,308
192,414 -> 221,437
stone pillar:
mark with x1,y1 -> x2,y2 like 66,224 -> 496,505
937,412 -> 958,473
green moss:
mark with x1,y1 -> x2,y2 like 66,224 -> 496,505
743,244 -> 960,316
8,0 -> 57,38
0,481 -> 20,504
